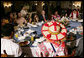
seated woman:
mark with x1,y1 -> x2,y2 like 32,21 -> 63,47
1,23 -> 22,57
52,11 -> 61,21
16,12 -> 27,26
9,12 -> 15,25
31,13 -> 39,23
61,13 -> 69,26
61,13 -> 69,20
1,18 -> 9,27
28,14 -> 32,23
69,9 -> 79,19
13,12 -> 17,20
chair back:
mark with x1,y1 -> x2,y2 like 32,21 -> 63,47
1,50 -> 8,57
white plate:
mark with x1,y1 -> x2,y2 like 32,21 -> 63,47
18,36 -> 25,40
78,20 -> 83,22
31,25 -> 37,27
35,37 -> 46,42
26,29 -> 35,34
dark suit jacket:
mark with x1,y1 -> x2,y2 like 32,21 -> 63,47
75,38 -> 83,57
39,15 -> 48,22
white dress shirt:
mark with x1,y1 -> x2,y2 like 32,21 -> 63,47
73,13 -> 77,19
70,13 -> 77,19
1,38 -> 22,57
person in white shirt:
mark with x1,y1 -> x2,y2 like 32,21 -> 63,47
69,9 -> 79,19
1,24 -> 22,57
39,10 -> 48,22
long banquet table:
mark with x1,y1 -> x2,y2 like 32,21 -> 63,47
13,20 -> 83,57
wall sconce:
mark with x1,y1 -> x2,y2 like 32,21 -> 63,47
35,3 -> 37,5
3,2 -> 12,8
42,2 -> 45,6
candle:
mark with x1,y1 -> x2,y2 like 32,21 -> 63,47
15,34 -> 18,38
31,36 -> 34,41
32,22 -> 34,25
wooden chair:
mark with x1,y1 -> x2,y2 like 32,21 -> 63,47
1,50 -> 8,57
55,49 -> 76,57
1,50 -> 14,57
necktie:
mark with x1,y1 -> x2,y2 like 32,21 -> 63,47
43,15 -> 47,22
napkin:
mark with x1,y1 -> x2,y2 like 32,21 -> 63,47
18,36 -> 25,40
78,19 -> 83,22
35,37 -> 46,42
31,25 -> 37,27
26,29 -> 35,34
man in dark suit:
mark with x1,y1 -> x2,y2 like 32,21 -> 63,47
39,10 -> 48,22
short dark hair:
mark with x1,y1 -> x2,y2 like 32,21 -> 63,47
1,23 -> 14,37
73,9 -> 77,11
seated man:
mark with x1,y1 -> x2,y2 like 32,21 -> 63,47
69,9 -> 79,19
1,23 -> 22,57
39,10 -> 48,22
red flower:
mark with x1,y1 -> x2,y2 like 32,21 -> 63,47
47,34 -> 51,39
61,42 -> 65,48
61,32 -> 66,36
53,22 -> 57,26
45,23 -> 48,27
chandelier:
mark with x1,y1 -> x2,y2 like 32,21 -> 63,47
3,2 -> 12,8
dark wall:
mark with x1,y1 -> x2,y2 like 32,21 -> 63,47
1,1 -> 5,18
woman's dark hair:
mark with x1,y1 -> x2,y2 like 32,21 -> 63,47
31,13 -> 38,20
1,23 -> 14,37
63,13 -> 68,17
1,17 -> 9,21
16,11 -> 21,18
73,9 -> 77,11
7,12 -> 13,18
